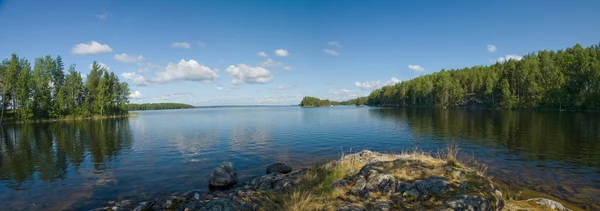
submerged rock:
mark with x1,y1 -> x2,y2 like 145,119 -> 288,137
209,161 -> 238,190
266,161 -> 292,174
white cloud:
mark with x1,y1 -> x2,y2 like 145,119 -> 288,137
408,64 -> 424,72
283,66 -> 292,71
257,52 -> 268,57
88,62 -> 111,70
329,88 -> 353,95
72,41 -> 113,55
122,60 -> 218,85
171,42 -> 191,48
226,64 -> 273,85
259,58 -> 283,67
275,49 -> 289,57
487,45 -> 497,53
323,49 -> 340,56
354,77 -> 400,90
129,90 -> 142,99
121,72 -> 149,86
497,54 -> 523,63
153,59 -> 218,83
153,92 -> 193,101
96,10 -> 109,20
114,53 -> 145,63
216,86 -> 224,90
328,41 -> 342,47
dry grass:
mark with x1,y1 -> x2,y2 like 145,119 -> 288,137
260,190 -> 323,211
438,143 -> 461,167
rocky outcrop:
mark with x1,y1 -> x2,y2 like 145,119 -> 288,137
329,153 -> 504,210
208,161 -> 238,189
91,150 -> 572,211
265,161 -> 292,174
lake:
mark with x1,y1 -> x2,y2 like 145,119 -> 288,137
1,107 -> 599,210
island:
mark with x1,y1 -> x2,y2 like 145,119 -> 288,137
127,103 -> 196,111
300,96 -> 368,107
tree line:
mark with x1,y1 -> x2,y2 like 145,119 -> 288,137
127,103 -> 195,111
0,54 -> 130,123
367,43 -> 600,110
299,96 -> 368,107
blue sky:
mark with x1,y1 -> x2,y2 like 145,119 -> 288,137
1,0 -> 599,105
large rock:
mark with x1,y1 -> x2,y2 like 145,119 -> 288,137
527,198 -> 571,211
266,161 -> 292,174
209,161 -> 238,190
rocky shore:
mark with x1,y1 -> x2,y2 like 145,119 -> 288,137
92,150 -> 573,211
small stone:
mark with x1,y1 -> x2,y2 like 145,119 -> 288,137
371,201 -> 393,211
266,161 -> 293,174
194,193 -> 200,200
446,195 -> 491,211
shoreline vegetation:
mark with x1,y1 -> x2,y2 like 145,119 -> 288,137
127,103 -> 196,111
302,43 -> 600,111
92,145 -> 579,211
0,54 -> 130,124
7,113 -> 137,124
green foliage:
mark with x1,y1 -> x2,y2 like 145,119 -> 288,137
0,54 -> 130,123
365,43 -> 600,110
300,96 -> 368,107
127,103 -> 195,111
299,96 -> 338,107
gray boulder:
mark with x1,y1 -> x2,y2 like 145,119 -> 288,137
209,161 -> 238,189
527,198 -> 571,211
446,195 -> 491,211
266,161 -> 292,174
415,177 -> 451,195
365,174 -> 396,193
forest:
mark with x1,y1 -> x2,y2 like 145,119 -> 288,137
299,96 -> 368,107
0,54 -> 130,123
367,43 -> 600,110
127,103 -> 195,110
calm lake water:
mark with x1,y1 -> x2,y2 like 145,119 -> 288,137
1,107 -> 599,210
